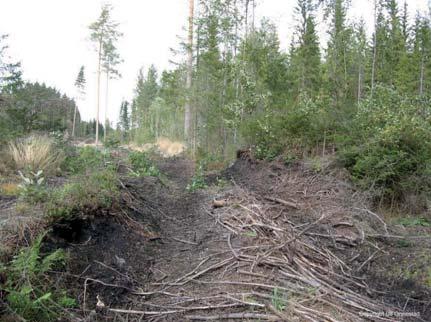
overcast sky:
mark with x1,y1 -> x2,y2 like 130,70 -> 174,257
0,0 -> 428,124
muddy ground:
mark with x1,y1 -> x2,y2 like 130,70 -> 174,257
10,156 -> 431,321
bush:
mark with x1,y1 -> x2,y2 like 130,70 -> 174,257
104,136 -> 121,148
241,94 -> 334,160
62,146 -> 111,174
339,86 -> 431,202
45,168 -> 119,219
128,151 -> 160,177
7,135 -> 64,176
187,161 -> 207,191
1,234 -> 75,321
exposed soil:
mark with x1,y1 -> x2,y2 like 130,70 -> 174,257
19,156 -> 431,321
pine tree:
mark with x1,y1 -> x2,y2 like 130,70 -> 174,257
89,3 -> 121,145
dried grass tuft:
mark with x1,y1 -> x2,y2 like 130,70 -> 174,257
7,135 -> 64,175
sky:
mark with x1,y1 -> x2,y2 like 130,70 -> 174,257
0,0 -> 429,124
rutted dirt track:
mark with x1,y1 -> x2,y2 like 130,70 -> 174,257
47,156 -> 431,321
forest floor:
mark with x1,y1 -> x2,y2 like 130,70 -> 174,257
3,152 -> 431,321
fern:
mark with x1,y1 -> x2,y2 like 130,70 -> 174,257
2,233 -> 74,321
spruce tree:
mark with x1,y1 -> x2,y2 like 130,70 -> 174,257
73,66 -> 86,137
290,0 -> 321,98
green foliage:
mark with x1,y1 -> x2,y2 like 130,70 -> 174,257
271,288 -> 286,311
339,85 -> 431,201
104,136 -> 121,148
187,162 -> 207,192
45,168 -> 119,219
1,234 -> 75,321
128,151 -> 160,177
62,146 -> 111,174
18,170 -> 48,204
398,217 -> 431,227
242,93 -> 333,160
1,82 -> 77,137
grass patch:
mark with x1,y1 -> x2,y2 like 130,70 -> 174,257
397,217 -> 431,227
0,182 -> 20,196
271,287 -> 286,311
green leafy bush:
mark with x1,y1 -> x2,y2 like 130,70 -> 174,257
1,234 -> 75,321
104,136 -> 121,148
187,162 -> 207,191
241,94 -> 334,160
62,146 -> 111,174
339,86 -> 431,202
128,151 -> 160,177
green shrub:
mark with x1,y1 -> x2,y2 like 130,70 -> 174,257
339,86 -> 431,202
104,136 -> 121,148
45,168 -> 119,219
1,234 -> 76,321
241,94 -> 334,160
187,162 -> 207,191
128,151 -> 160,177
62,146 -> 111,174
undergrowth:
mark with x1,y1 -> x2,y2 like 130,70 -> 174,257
0,234 -> 75,321
62,146 -> 113,174
128,151 -> 160,177
6,135 -> 65,176
45,168 -> 119,219
187,161 -> 207,192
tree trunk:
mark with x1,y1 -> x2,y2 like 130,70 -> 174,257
72,104 -> 77,137
245,0 -> 249,37
104,70 -> 109,141
95,39 -> 102,145
371,0 -> 377,97
184,0 -> 194,146
419,56 -> 425,96
357,64 -> 362,105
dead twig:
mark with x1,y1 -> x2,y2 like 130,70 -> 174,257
264,196 -> 300,210
185,313 -> 280,320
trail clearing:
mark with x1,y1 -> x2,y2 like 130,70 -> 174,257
33,155 -> 431,322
